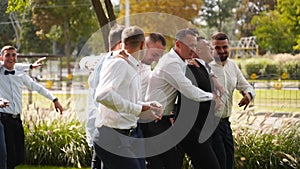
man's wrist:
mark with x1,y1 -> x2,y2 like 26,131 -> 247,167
141,105 -> 150,112
30,65 -> 33,69
53,98 -> 58,102
248,92 -> 253,100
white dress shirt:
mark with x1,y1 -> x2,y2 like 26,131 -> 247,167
0,67 -> 56,115
145,48 -> 213,116
95,54 -> 142,129
84,53 -> 111,147
209,59 -> 255,118
139,63 -> 151,101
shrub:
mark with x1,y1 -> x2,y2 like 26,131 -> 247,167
20,104 -> 300,169
22,105 -> 92,168
233,112 -> 300,169
244,58 -> 264,77
236,54 -> 300,80
284,61 -> 300,80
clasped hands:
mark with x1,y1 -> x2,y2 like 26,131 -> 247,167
139,101 -> 163,122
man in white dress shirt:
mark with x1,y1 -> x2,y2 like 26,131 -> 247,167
145,28 -> 220,169
93,26 -> 163,169
0,45 -> 63,169
83,24 -> 125,169
0,51 -> 45,169
139,33 -> 166,100
209,32 -> 255,169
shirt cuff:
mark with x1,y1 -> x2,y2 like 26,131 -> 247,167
247,91 -> 255,100
132,104 -> 142,117
208,93 -> 214,100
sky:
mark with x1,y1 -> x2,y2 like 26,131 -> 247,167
111,0 -> 120,5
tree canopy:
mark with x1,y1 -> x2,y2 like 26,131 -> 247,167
6,0 -> 300,54
250,0 -> 300,53
118,0 -> 203,23
7,0 -> 99,75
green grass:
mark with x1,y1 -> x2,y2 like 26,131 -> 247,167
22,88 -> 300,113
232,89 -> 300,113
16,165 -> 89,169
22,92 -> 87,111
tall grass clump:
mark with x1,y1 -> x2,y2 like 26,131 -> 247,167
22,103 -> 92,168
233,111 -> 300,169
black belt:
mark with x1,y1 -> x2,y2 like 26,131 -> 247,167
0,112 -> 20,119
161,114 -> 175,120
113,128 -> 136,136
220,117 -> 229,122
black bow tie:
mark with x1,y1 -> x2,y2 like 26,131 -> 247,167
4,70 -> 15,75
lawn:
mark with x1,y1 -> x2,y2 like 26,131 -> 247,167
22,87 -> 300,114
232,89 -> 300,113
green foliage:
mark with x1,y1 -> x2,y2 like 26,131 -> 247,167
277,0 -> 300,50
19,94 -> 300,168
243,58 -> 279,79
30,0 -> 99,48
284,61 -> 300,79
20,11 -> 53,53
235,0 -> 276,37
119,0 -> 203,23
201,0 -> 237,31
234,117 -> 300,169
22,108 -> 92,168
6,0 -> 29,13
251,10 -> 295,53
243,58 -> 265,77
236,56 -> 300,80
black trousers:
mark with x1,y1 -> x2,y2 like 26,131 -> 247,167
142,118 -> 184,169
181,135 -> 220,169
93,126 -> 146,169
212,119 -> 234,169
91,148 -> 103,169
1,117 -> 24,169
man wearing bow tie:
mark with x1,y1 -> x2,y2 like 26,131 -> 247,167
0,45 -> 64,169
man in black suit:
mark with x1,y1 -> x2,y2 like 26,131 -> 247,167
180,37 -> 221,169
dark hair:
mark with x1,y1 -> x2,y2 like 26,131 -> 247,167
109,24 -> 125,50
197,36 -> 205,42
211,32 -> 229,42
186,27 -> 200,37
122,26 -> 145,48
148,33 -> 166,46
1,45 -> 17,55
175,28 -> 197,42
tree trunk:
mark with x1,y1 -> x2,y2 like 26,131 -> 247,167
91,0 -> 110,51
104,0 -> 116,23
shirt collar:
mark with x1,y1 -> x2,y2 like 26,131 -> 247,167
0,66 -> 15,73
195,58 -> 206,66
127,54 -> 140,70
170,48 -> 188,65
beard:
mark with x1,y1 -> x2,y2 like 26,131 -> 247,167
219,55 -> 228,62
214,54 -> 228,62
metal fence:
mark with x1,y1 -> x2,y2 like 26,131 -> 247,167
232,79 -> 300,113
